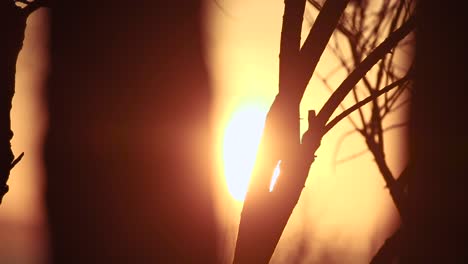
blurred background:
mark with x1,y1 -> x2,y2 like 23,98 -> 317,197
0,1 -> 412,263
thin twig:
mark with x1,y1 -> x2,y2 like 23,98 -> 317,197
316,15 -> 415,127
383,122 -> 409,133
316,73 -> 359,130
324,76 -> 410,135
10,152 -> 24,170
337,148 -> 368,164
332,129 -> 360,169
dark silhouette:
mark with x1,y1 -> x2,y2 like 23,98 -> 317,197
4,0 -> 465,262
308,1 -> 415,262
401,1 -> 468,262
45,1 -> 218,263
0,0 -> 49,204
234,0 -> 415,262
0,1 -> 26,204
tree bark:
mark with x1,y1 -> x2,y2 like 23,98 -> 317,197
0,2 -> 28,203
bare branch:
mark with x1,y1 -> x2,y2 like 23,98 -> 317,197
337,148 -> 368,164
382,97 -> 410,117
324,76 -> 410,135
10,152 -> 24,170
291,0 -> 350,102
383,122 -> 409,133
382,80 -> 411,118
370,227 -> 404,264
316,73 -> 359,130
307,0 -> 355,39
332,129 -> 360,169
281,0 -> 307,56
316,15 -> 415,128
279,0 -> 307,93
213,0 -> 235,19
351,84 -> 367,128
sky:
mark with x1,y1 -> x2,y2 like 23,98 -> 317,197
0,1 -> 412,263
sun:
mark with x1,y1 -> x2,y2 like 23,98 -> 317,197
223,104 -> 267,202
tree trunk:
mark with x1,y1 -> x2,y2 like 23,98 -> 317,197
45,1 -> 218,263
0,2 -> 28,203
234,1 -> 349,262
402,1 -> 468,262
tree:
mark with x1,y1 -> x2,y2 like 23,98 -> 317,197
401,1 -> 468,262
234,0 -> 415,262
7,0 -> 219,263
0,0 -> 50,204
307,1 -> 414,262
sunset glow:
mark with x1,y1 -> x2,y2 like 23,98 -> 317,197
223,104 -> 267,202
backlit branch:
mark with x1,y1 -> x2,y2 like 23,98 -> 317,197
317,15 -> 415,128
316,73 -> 359,130
336,148 -> 368,164
293,0 -> 350,102
279,0 -> 307,95
307,0 -> 355,39
324,76 -> 410,135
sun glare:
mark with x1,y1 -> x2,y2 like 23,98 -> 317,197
269,160 -> 281,192
223,104 -> 267,202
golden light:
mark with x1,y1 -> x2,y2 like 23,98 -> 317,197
223,104 -> 267,202
269,160 -> 281,192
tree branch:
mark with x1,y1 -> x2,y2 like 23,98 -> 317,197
324,76 -> 410,135
383,122 -> 409,133
332,129 -> 360,170
307,0 -> 355,39
292,0 -> 350,102
10,152 -> 24,170
337,148 -> 368,164
316,15 -> 415,128
316,73 -> 359,130
370,227 -> 405,264
279,0 -> 307,95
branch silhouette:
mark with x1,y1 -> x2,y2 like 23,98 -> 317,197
293,0 -> 350,102
235,2 -> 415,263
370,227 -> 405,264
234,1 -> 351,263
309,1 -> 415,262
307,0 -> 355,39
324,76 -> 411,135
316,15 -> 415,127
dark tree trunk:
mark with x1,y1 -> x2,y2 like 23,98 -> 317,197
234,1 -> 349,263
45,1 -> 218,263
402,1 -> 468,262
0,2 -> 28,203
